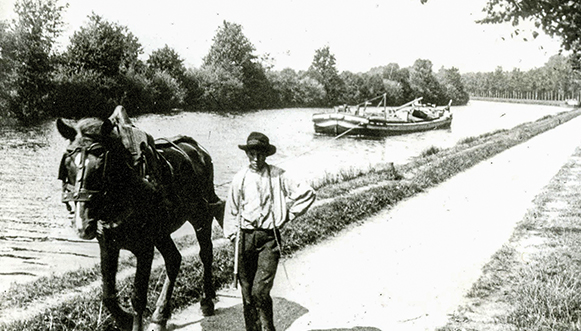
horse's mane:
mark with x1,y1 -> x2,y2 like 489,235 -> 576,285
76,118 -> 105,139
72,118 -> 128,160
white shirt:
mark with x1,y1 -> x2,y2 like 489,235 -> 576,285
223,164 -> 316,240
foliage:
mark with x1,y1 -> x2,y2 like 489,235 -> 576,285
117,66 -> 154,115
202,20 -> 272,111
420,0 -> 581,70
146,46 -> 189,111
148,69 -> 186,111
180,68 -> 206,110
147,45 -> 186,81
478,0 -> 581,54
294,75 -> 326,107
194,65 -> 245,111
266,68 -> 327,107
49,66 -> 118,119
463,54 -> 581,99
267,68 -> 300,107
2,0 -> 66,124
383,80 -> 405,105
371,63 -> 414,104
58,14 -> 190,116
65,13 -> 142,78
0,11 -> 471,123
0,21 -> 12,117
437,66 -> 470,105
361,72 -> 386,102
408,59 -> 447,105
56,14 -> 155,117
339,71 -> 366,105
308,46 -> 344,106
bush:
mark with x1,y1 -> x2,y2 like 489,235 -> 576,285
148,69 -> 186,112
49,67 -> 118,119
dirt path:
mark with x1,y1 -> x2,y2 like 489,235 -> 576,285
166,115 -> 581,331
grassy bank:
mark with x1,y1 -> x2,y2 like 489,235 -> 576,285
438,142 -> 581,330
1,108 -> 581,331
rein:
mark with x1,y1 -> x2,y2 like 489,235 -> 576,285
61,142 -> 109,205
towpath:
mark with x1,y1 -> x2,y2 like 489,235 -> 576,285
167,114 -> 581,331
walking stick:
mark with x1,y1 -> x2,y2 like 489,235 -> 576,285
233,225 -> 241,289
233,171 -> 247,290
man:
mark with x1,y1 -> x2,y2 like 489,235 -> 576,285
223,132 -> 316,331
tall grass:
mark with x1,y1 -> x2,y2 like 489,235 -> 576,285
438,127 -> 581,331
507,256 -> 581,331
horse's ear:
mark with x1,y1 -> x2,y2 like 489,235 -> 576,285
56,118 -> 77,141
101,119 -> 115,137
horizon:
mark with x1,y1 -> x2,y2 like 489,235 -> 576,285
0,0 -> 566,74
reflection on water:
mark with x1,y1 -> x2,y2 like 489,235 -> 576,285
0,100 -> 567,289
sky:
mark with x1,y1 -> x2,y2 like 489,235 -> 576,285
0,0 -> 565,74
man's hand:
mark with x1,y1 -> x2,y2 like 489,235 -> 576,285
228,233 -> 237,242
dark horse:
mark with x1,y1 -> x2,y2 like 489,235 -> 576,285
57,115 -> 223,331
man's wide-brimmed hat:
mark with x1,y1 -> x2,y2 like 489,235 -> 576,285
238,132 -> 276,156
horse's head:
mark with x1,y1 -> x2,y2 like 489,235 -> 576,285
57,117 -> 133,240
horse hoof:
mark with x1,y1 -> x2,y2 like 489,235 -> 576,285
200,298 -> 215,316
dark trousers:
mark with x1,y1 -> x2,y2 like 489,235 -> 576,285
237,229 -> 280,331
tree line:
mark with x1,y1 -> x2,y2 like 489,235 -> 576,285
462,54 -> 581,101
0,0 -> 473,125
2,0 -> 580,125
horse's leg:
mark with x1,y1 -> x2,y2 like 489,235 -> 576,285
99,240 -> 133,331
131,245 -> 154,331
149,235 -> 182,331
193,215 -> 215,316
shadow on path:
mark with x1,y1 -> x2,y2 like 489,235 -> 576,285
196,297 -> 308,331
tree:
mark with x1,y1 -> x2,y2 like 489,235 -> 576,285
147,45 -> 186,81
308,46 -> 344,106
422,0 -> 581,70
361,72 -> 386,101
370,63 -> 414,103
339,71 -> 366,105
419,0 -> 581,72
408,59 -> 445,104
268,68 -> 300,107
478,0 -> 580,53
202,21 -> 272,111
65,13 -> 142,78
59,14 -> 147,116
3,0 -> 66,124
0,21 -> 12,116
48,66 -> 119,119
148,70 -> 186,111
294,75 -> 326,107
203,21 -> 255,69
437,67 -> 469,105
507,68 -> 526,97
383,80 -> 405,105
542,54 -> 575,94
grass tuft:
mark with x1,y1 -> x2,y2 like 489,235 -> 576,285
420,145 -> 441,157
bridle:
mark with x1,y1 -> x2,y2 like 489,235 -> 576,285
61,142 -> 109,207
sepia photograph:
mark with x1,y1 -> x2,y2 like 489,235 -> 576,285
0,0 -> 580,330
